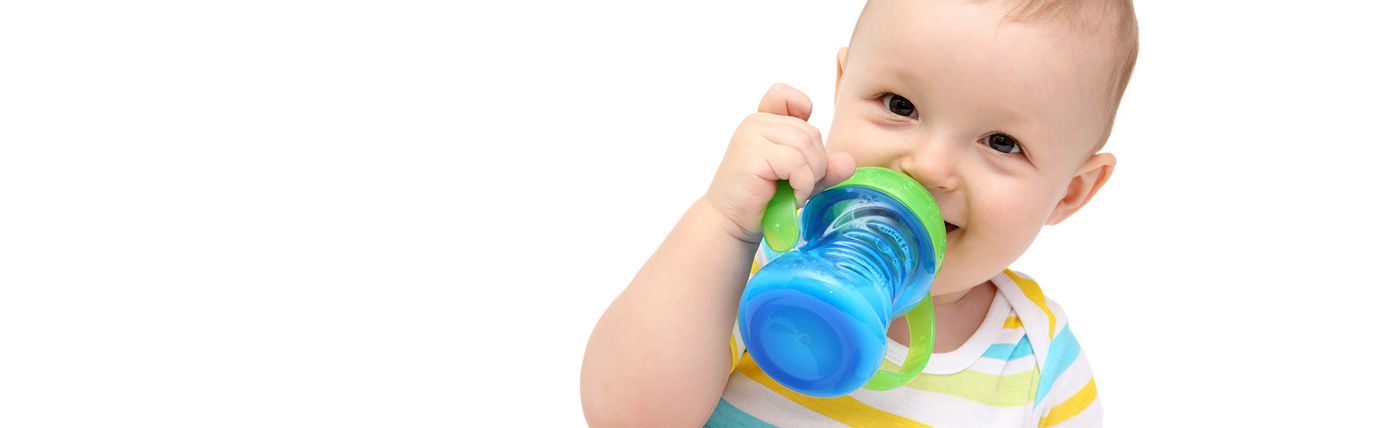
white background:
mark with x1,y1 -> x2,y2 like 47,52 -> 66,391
3,1 -> 1398,426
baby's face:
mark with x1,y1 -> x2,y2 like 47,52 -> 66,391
826,0 -> 1119,298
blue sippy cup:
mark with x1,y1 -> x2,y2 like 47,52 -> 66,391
738,167 -> 946,397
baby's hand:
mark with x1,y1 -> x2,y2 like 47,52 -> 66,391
703,83 -> 856,244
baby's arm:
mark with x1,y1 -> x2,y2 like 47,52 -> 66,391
580,84 -> 854,427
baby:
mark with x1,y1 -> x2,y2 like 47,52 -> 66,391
582,0 -> 1138,426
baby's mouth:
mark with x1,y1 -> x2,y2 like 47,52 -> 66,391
944,221 -> 960,234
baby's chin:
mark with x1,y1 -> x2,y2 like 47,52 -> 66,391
929,277 -> 981,297
928,265 -> 982,295
926,239 -> 1000,303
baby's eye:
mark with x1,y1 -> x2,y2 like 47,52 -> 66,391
881,93 -> 918,119
982,133 -> 1022,154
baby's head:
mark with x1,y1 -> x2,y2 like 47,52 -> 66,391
824,0 -> 1139,299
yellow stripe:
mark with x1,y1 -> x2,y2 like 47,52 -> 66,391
736,354 -> 932,427
1003,316 -> 1022,329
750,259 -> 761,277
729,334 -> 741,372
1005,270 -> 1056,340
1038,378 -> 1097,427
877,360 -> 1038,407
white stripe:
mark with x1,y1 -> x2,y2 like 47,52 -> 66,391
731,320 -> 746,356
1035,347 -> 1095,415
850,386 -> 1033,427
720,370 -> 843,427
1046,299 -> 1071,329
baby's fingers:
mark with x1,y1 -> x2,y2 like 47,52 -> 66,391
756,83 -> 813,121
759,116 -> 827,199
818,151 -> 856,189
764,145 -> 819,209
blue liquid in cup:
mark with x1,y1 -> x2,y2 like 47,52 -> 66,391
738,185 -> 937,397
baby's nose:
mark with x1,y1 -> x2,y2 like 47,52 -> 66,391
899,143 -> 960,193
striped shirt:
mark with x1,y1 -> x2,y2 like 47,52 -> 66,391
708,261 -> 1101,427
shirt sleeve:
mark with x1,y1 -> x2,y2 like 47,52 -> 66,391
1034,319 -> 1103,427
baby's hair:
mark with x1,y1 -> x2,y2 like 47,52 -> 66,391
1001,0 -> 1139,151
1003,0 -> 1138,109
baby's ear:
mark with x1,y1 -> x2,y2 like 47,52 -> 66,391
1046,153 -> 1116,225
835,47 -> 849,101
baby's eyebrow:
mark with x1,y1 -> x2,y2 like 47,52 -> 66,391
860,56 -> 928,90
984,112 -> 1034,142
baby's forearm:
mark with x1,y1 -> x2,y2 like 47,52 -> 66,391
580,198 -> 756,427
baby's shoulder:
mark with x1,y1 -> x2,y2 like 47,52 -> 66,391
993,269 -> 1074,325
990,270 -> 1085,363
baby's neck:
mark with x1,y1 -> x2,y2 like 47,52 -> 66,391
888,281 -> 997,354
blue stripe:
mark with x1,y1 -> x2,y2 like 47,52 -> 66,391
981,335 -> 1034,361
1034,327 -> 1081,407
706,398 -> 775,428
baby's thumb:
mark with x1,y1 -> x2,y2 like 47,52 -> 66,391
818,152 -> 856,189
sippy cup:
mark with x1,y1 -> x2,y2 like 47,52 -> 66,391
738,167 -> 946,397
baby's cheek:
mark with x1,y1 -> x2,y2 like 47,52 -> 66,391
980,201 -> 1046,246
823,129 -> 861,156
826,118 -> 894,163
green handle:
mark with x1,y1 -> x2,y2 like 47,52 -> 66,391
863,296 -> 935,390
761,180 -> 799,253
